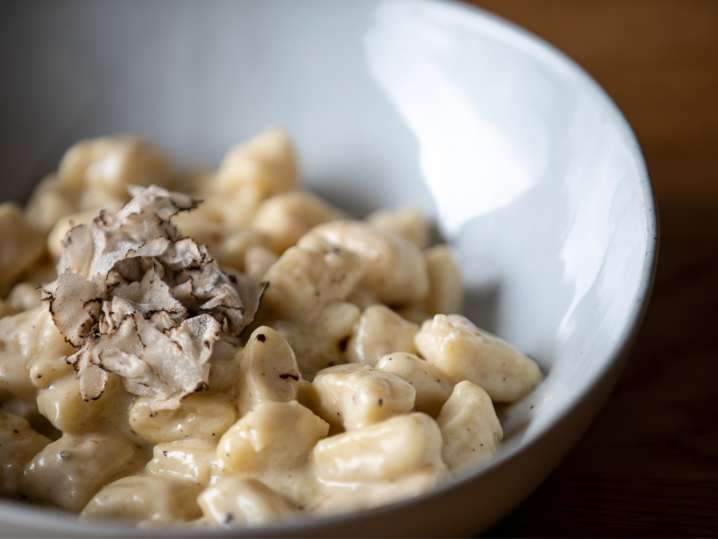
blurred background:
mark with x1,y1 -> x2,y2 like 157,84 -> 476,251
466,1 -> 718,536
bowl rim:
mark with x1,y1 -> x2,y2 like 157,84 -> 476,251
0,0 -> 658,535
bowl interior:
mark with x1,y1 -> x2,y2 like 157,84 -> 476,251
0,0 -> 655,534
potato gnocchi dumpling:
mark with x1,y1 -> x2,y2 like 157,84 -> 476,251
56,136 -> 171,195
312,364 -> 415,430
262,239 -> 365,321
0,411 -> 50,494
216,401 -> 328,474
312,412 -> 445,484
423,245 -> 464,315
415,314 -> 542,402
198,477 -> 297,527
145,438 -> 216,486
0,131 -> 543,529
437,381 -> 503,471
367,207 -> 430,249
0,306 -> 71,400
274,302 -> 361,378
299,221 -> 429,305
346,305 -> 418,366
36,373 -> 131,435
213,129 -> 298,201
129,392 -> 237,445
376,352 -> 453,416
0,204 -> 46,295
252,191 -> 344,253
22,433 -> 145,511
236,327 -> 302,415
82,473 -> 202,525
6,282 -> 44,314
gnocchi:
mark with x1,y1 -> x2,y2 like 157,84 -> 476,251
236,327 -> 301,415
0,306 -> 71,400
82,474 -> 202,525
423,245 -> 464,315
145,438 -> 216,486
415,314 -> 542,402
262,239 -> 365,321
36,373 -> 131,435
346,305 -> 419,365
312,412 -> 445,483
0,204 -> 45,295
216,401 -> 328,474
57,136 -> 171,195
214,129 -> 299,200
437,381 -> 503,471
367,207 -> 430,249
252,191 -> 343,253
198,477 -> 296,527
299,221 -> 429,305
312,364 -> 415,430
25,176 -> 78,232
6,282 -> 43,313
0,411 -> 49,494
129,392 -> 237,444
376,352 -> 452,416
0,132 -> 543,529
22,433 -> 145,511
274,302 -> 360,378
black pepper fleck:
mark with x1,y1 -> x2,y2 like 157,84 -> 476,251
257,333 -> 266,342
378,398 -> 384,406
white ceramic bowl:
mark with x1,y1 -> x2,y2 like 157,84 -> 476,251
0,0 -> 656,536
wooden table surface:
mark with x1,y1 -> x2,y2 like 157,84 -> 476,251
461,1 -> 718,537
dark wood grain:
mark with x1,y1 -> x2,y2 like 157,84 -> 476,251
463,1 -> 718,537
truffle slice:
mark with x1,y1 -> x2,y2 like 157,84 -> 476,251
44,185 -> 263,408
